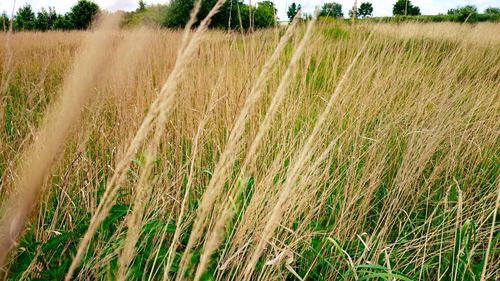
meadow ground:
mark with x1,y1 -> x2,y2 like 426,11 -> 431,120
0,19 -> 499,280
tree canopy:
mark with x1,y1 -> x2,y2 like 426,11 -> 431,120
13,5 -> 36,31
35,7 -> 58,31
320,2 -> 344,18
349,1 -> 373,18
9,0 -> 99,31
1,12 -> 8,31
287,2 -> 301,21
393,0 -> 421,16
69,0 -> 99,30
484,7 -> 500,15
359,2 -> 374,18
254,1 -> 277,28
138,0 -> 147,12
161,0 -> 276,30
448,5 -> 478,16
447,5 -> 478,22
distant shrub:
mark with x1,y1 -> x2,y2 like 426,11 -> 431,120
484,7 -> 500,15
363,13 -> 500,24
447,5 -> 480,22
52,14 -> 75,30
123,4 -> 169,28
1,12 -> 8,31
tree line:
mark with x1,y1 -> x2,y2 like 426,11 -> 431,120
2,0 -> 500,32
1,0 -> 279,32
286,1 -> 419,21
2,0 -> 98,31
287,0 -> 500,22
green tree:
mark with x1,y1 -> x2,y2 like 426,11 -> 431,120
303,13 -> 313,21
484,7 -> 500,15
138,0 -> 147,12
35,7 -> 57,31
162,0 -> 263,30
35,8 -> 50,31
393,0 -> 420,16
348,8 -> 358,19
254,1 -> 277,28
448,5 -> 478,22
208,0 -> 249,29
358,2 -> 374,18
233,3 -> 250,30
53,14 -> 74,30
161,0 -> 193,28
1,12 -> 9,31
162,0 -> 236,29
448,5 -> 477,15
287,2 -> 301,21
14,5 -> 36,31
68,0 -> 99,30
320,2 -> 343,18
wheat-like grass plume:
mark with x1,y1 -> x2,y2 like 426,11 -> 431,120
192,10 -> 319,281
68,1 -> 233,280
0,13 -> 121,269
64,2 -> 208,278
480,180 -> 500,281
243,21 -> 378,279
176,12 -> 303,278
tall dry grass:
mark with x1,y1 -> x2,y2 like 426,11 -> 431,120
0,13 -> 122,268
0,20 -> 499,280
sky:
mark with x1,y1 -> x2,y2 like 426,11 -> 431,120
1,0 -> 500,21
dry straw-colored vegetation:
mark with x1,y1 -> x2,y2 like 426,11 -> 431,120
0,10 -> 499,281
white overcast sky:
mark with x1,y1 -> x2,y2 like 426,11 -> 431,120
1,1 -> 500,20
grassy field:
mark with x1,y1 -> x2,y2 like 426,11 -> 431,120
0,16 -> 499,281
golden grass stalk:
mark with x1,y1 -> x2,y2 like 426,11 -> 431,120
65,1 -> 208,277
480,181 -> 500,281
193,11 -> 319,281
243,22 -> 378,279
117,0 -> 232,277
161,38 -> 234,280
176,11 -> 303,278
70,1 -> 232,280
0,13 -> 121,269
